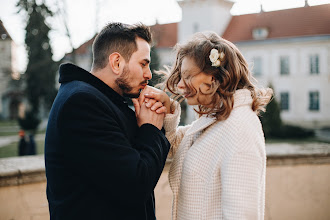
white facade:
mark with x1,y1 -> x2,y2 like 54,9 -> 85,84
178,0 -> 233,43
238,36 -> 330,128
0,38 -> 17,119
156,48 -> 176,68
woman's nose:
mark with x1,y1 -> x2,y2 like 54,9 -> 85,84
177,78 -> 185,89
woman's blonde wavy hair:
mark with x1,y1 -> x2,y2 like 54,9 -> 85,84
164,32 -> 273,121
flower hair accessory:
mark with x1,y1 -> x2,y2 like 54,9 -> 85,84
209,49 -> 225,67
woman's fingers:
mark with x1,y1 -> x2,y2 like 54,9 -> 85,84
145,100 -> 166,114
145,99 -> 157,108
150,101 -> 164,111
139,85 -> 157,105
156,106 -> 167,114
145,92 -> 162,102
141,86 -> 171,114
145,91 -> 171,113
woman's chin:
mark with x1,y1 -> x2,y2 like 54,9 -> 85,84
186,98 -> 198,106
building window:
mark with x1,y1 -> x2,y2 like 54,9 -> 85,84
252,28 -> 269,40
309,91 -> 319,111
1,34 -> 8,40
252,57 -> 262,76
280,56 -> 290,75
309,54 -> 319,74
280,92 -> 289,110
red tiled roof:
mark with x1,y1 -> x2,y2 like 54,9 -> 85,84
150,22 -> 178,48
69,22 -> 178,56
0,20 -> 12,40
223,4 -> 330,42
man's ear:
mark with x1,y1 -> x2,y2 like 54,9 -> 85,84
109,52 -> 124,75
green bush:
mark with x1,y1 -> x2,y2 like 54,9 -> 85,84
275,125 -> 314,139
259,90 -> 282,138
260,85 -> 314,139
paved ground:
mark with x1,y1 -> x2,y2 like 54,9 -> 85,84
0,135 -> 19,147
155,163 -> 172,220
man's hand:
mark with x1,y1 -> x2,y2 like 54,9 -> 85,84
139,86 -> 171,114
132,99 -> 166,130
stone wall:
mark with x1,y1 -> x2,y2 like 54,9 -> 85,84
1,143 -> 330,220
0,156 -> 48,220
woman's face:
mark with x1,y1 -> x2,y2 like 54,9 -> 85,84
178,57 -> 213,106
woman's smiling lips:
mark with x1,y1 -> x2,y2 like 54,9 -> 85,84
184,93 -> 192,98
178,88 -> 190,98
182,91 -> 192,98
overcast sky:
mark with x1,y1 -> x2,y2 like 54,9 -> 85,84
0,0 -> 329,72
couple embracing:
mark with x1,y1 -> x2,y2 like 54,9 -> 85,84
45,22 -> 272,220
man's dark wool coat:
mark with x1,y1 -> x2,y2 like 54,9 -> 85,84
45,63 -> 170,220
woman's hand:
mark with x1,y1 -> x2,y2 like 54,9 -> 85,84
139,86 -> 171,114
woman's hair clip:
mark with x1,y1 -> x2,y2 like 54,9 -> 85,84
209,49 -> 225,67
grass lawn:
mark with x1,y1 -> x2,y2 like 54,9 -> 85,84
0,120 -> 19,136
0,132 -> 20,137
0,139 -> 45,158
0,129 -> 46,137
0,119 -> 46,136
0,120 -> 19,126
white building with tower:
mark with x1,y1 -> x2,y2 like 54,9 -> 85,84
64,0 -> 330,129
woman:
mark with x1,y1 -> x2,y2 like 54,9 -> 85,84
138,32 -> 272,219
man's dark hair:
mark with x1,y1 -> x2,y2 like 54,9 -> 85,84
91,22 -> 152,71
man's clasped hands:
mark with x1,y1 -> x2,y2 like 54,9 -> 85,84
132,86 -> 171,130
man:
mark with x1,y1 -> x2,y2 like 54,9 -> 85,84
45,22 -> 170,220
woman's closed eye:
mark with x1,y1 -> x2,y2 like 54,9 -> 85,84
180,73 -> 191,81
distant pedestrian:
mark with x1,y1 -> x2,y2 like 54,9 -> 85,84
18,130 -> 27,156
26,134 -> 36,155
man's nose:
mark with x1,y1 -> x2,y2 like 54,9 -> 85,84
144,68 -> 152,80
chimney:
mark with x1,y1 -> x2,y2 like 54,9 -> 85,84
304,0 -> 309,7
260,3 -> 264,13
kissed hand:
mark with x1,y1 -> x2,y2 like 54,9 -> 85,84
139,86 -> 171,114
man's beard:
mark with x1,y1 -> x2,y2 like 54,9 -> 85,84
115,65 -> 147,98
